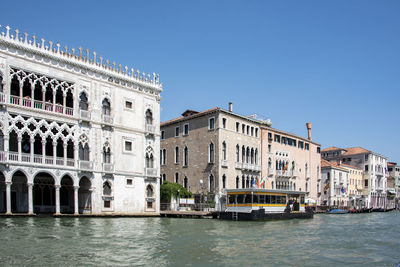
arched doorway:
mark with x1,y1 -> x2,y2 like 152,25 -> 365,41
33,172 -> 55,213
0,172 -> 5,212
60,175 -> 74,214
11,171 -> 28,213
78,176 -> 91,214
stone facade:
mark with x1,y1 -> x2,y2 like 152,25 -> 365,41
320,159 -> 349,207
322,147 -> 388,209
341,164 -> 363,208
0,26 -> 161,215
260,126 -> 321,205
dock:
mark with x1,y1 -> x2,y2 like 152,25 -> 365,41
160,210 -> 216,219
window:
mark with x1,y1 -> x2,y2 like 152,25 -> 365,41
175,126 -> 180,137
183,146 -> 188,166
209,117 -> 215,130
175,173 -> 179,183
125,101 -> 133,109
317,147 -> 321,154
125,141 -> 132,151
365,154 -> 369,161
183,124 -> 189,135
222,141 -> 227,160
246,125 -> 250,135
146,185 -> 154,197
209,142 -> 215,163
145,109 -> 153,125
175,147 -> 179,164
103,181 -> 112,196
255,128 -> 259,137
127,179 -> 133,185
274,134 -> 281,143
222,175 -> 226,189
298,141 -> 304,149
102,98 -> 111,116
236,122 -> 240,132
364,179 -> 368,187
251,127 -> 254,136
103,144 -> 111,163
184,177 -> 188,189
242,124 -> 245,134
147,201 -> 154,209
104,200 -> 111,208
209,174 -> 214,192
305,143 -> 310,151
242,146 -> 245,162
145,152 -> 154,168
365,165 -> 369,171
79,92 -> 89,111
268,144 -> 271,153
222,118 -> 227,129
162,149 -> 166,165
236,176 -> 240,189
236,145 -> 240,162
161,130 -> 165,140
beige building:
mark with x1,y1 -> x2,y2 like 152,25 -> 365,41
160,104 -> 268,208
341,164 -> 363,208
260,123 -> 322,205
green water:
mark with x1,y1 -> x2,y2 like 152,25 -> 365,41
0,212 -> 399,266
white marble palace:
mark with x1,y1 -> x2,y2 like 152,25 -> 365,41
0,26 -> 162,215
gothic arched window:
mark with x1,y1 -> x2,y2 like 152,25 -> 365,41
102,98 -> 111,116
145,109 -> 153,125
79,92 -> 88,111
103,181 -> 112,196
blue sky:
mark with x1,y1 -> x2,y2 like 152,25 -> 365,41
2,0 -> 399,162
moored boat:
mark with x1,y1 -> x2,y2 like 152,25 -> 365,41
219,189 -> 313,221
327,209 -> 348,214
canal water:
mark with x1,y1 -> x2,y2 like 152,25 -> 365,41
0,212 -> 399,266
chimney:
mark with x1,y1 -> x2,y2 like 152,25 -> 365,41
228,102 -> 233,112
306,122 -> 312,141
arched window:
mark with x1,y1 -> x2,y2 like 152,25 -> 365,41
175,146 -> 179,164
250,148 -> 254,164
209,143 -> 214,163
79,92 -> 88,111
222,141 -> 227,161
236,176 -> 240,189
183,146 -> 188,166
246,176 -> 250,188
242,175 -> 245,188
255,149 -> 258,165
103,181 -> 112,196
175,173 -> 179,184
236,145 -> 239,162
246,147 -> 250,163
146,152 -> 154,168
209,174 -> 214,192
103,144 -> 111,163
145,109 -> 153,125
293,183 -> 296,191
268,158 -> 272,168
10,75 -> 20,96
242,146 -> 245,162
184,177 -> 188,189
102,98 -> 111,115
146,185 -> 154,197
222,175 -> 226,189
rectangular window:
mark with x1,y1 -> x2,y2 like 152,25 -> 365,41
183,124 -> 189,135
236,122 -> 240,132
365,165 -> 369,171
305,143 -> 310,151
365,154 -> 369,161
251,127 -> 254,136
242,124 -> 245,133
125,101 -> 133,109
126,179 -> 133,185
147,201 -> 154,209
255,128 -> 259,137
317,147 -> 321,153
161,130 -> 165,140
298,141 -> 304,149
162,149 -> 166,165
104,200 -> 111,208
274,134 -> 281,143
175,126 -> 180,137
246,125 -> 250,135
364,179 -> 368,187
268,132 -> 272,139
268,144 -> 271,153
125,141 -> 132,151
222,118 -> 227,129
209,117 -> 215,130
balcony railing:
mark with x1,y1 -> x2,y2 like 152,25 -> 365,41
145,167 -> 157,177
79,160 -> 93,170
145,124 -> 156,135
102,114 -> 114,125
0,151 -> 7,162
80,110 -> 91,121
0,92 -> 6,104
0,151 -> 80,169
103,163 -> 114,172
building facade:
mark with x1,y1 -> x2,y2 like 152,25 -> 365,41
0,26 -> 162,215
341,164 -> 364,209
387,162 -> 399,209
260,124 -> 321,205
320,159 -> 349,207
322,146 -> 387,209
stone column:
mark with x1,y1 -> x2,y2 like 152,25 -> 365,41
63,144 -> 68,166
30,137 -> 34,163
53,141 -> 57,165
74,144 -> 79,168
74,186 -> 79,215
63,93 -> 66,115
6,181 -> 11,214
27,182 -> 33,214
55,185 -> 61,215
42,140 -> 46,163
17,136 -> 22,162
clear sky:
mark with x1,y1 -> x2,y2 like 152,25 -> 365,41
2,0 -> 399,162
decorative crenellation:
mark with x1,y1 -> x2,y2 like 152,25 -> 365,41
0,25 -> 162,91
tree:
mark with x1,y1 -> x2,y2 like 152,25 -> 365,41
160,181 -> 192,202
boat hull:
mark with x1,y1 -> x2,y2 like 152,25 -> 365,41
219,208 -> 314,221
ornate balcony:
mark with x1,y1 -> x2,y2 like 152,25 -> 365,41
103,163 -> 114,173
0,92 -> 6,105
145,167 -> 157,177
0,151 -> 76,168
79,160 -> 93,170
8,95 -> 74,116
235,162 -> 243,169
145,124 -> 157,135
268,168 -> 274,176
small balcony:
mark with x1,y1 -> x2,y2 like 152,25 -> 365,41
145,124 -> 157,135
79,160 -> 93,170
145,167 -> 157,177
8,95 -> 74,116
0,92 -> 6,105
102,114 -> 113,125
103,163 -> 114,173
221,160 -> 228,168
80,110 -> 91,121
235,162 -> 243,169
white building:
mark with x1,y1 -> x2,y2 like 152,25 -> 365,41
0,26 -> 162,215
322,146 -> 388,209
320,159 -> 349,207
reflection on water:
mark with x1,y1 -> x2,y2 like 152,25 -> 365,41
0,212 -> 399,266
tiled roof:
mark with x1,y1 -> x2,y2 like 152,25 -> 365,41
342,147 -> 370,156
160,107 -> 219,126
321,159 -> 348,171
340,163 -> 362,170
321,146 -> 341,152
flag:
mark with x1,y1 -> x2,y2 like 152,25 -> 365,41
251,178 -> 255,188
256,178 -> 259,188
341,186 -> 345,194
324,182 -> 330,192
260,178 -> 265,188
283,162 -> 289,172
